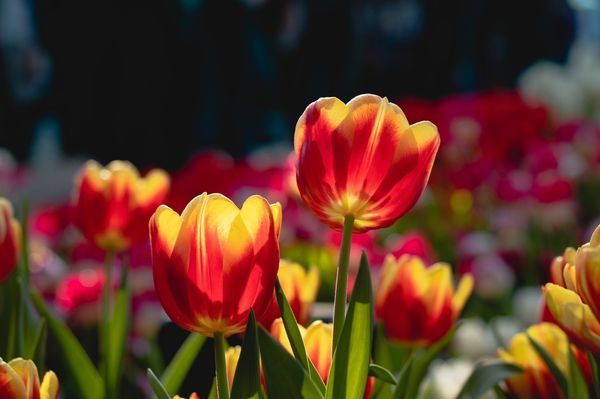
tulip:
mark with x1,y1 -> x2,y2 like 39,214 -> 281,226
173,394 -> 200,399
576,224 -> 600,321
375,255 -> 473,347
0,357 -> 59,399
150,192 -> 281,337
549,247 -> 576,288
260,260 -> 320,328
498,322 -> 589,399
225,346 -> 242,390
150,192 -> 281,336
73,160 -> 170,253
0,198 -> 20,283
294,94 -> 440,233
270,318 -> 373,397
543,283 -> 600,356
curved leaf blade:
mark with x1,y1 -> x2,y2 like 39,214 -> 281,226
325,251 -> 373,399
368,364 -> 397,385
455,360 -> 522,399
258,326 -> 324,399
161,333 -> 207,394
148,368 -> 171,399
32,291 -> 104,399
231,311 -> 261,399
527,334 -> 568,396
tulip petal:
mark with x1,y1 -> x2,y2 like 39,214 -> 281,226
452,273 -> 474,318
0,359 -> 27,399
304,321 -> 333,382
40,371 -> 59,399
9,358 -> 41,399
136,169 -> 170,207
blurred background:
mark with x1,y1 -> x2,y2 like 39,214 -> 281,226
0,0 -> 581,167
2,0 -> 600,397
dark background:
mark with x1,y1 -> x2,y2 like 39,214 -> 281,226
1,0 -> 574,170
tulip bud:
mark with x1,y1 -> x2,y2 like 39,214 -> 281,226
0,357 -> 59,399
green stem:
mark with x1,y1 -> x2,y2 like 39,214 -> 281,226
332,215 -> 354,351
214,332 -> 230,399
100,250 -> 114,385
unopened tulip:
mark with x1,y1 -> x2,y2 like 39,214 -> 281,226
498,322 -> 589,399
73,160 -> 170,252
375,255 -> 473,347
0,198 -> 20,283
0,357 -> 59,399
576,224 -> 600,321
543,283 -> 600,356
150,193 -> 281,337
294,94 -> 440,232
260,260 -> 320,328
225,346 -> 242,390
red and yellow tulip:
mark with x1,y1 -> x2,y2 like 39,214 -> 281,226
73,160 -> 170,252
498,322 -> 588,399
0,198 -> 20,283
0,357 -> 59,399
549,247 -> 576,288
150,193 -> 281,337
260,260 -> 320,328
294,94 -> 440,232
375,255 -> 473,347
575,224 -> 600,322
173,393 -> 200,399
543,283 -> 600,356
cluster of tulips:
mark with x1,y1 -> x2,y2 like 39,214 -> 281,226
0,93 -> 599,399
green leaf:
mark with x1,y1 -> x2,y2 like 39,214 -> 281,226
231,311 -> 261,399
208,378 -> 218,399
161,333 -> 207,394
527,334 -> 568,396
568,346 -> 590,399
106,269 -> 131,398
401,324 -> 459,399
31,291 -> 104,399
258,326 -> 324,399
275,279 -> 309,371
148,368 -> 171,399
275,279 -> 326,394
586,351 -> 600,398
391,351 -> 414,399
493,385 -> 509,398
455,360 -> 522,399
325,251 -> 373,399
368,364 -> 397,385
25,318 -> 46,360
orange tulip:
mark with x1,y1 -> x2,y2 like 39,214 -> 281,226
498,322 -> 588,399
576,224 -> 600,321
294,94 -> 440,232
260,260 -> 320,328
0,357 -> 59,399
150,193 -> 281,337
73,160 -> 169,252
543,283 -> 600,356
375,255 -> 473,347
173,393 -> 200,399
0,198 -> 20,283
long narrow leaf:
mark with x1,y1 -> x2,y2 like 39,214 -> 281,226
106,269 -> 131,398
325,251 -> 373,399
25,319 -> 46,359
455,360 -> 522,399
368,364 -> 397,385
231,311 -> 261,399
148,368 -> 171,399
32,291 -> 104,399
401,324 -> 458,399
161,333 -> 207,394
568,346 -> 590,399
275,279 -> 326,394
527,335 -> 568,396
258,327 -> 324,399
391,351 -> 414,399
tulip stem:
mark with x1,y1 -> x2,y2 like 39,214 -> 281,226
100,250 -> 115,387
332,214 -> 354,351
214,332 -> 230,399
